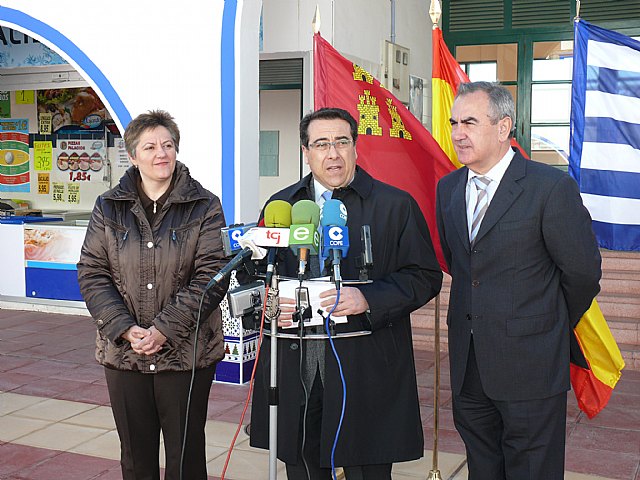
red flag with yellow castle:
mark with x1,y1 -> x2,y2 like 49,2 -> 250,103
314,32 -> 455,271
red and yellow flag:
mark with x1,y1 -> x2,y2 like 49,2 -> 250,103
431,25 -> 624,418
432,26 -> 468,168
314,32 -> 455,271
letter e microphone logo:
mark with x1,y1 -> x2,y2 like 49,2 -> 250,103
292,226 -> 311,242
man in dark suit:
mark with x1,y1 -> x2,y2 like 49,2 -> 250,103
436,82 -> 602,479
250,108 -> 442,479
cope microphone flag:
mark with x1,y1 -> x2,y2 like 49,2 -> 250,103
320,199 -> 349,287
289,200 -> 320,278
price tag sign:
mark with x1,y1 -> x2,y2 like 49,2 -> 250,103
37,173 -> 50,194
0,91 -> 10,118
67,183 -> 80,204
33,141 -> 53,171
52,182 -> 65,203
15,90 -> 35,104
39,113 -> 52,134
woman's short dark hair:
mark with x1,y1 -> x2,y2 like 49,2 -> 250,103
299,107 -> 358,147
124,110 -> 180,158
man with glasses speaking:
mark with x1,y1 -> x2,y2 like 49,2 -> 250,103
249,107 -> 443,479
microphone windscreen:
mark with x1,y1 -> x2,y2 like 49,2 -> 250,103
320,199 -> 347,227
264,200 -> 292,227
291,200 -> 320,226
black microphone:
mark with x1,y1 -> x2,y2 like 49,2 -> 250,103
205,246 -> 253,290
358,225 -> 374,281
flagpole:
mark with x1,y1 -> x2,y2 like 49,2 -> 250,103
427,1 -> 444,476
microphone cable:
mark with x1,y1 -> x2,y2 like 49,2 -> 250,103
324,289 -> 347,480
179,287 -> 207,480
220,283 -> 270,480
296,277 -> 313,480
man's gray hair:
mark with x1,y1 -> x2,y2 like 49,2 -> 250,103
456,82 -> 516,138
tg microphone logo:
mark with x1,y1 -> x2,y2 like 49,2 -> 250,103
266,229 -> 282,243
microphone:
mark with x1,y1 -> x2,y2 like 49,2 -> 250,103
289,200 -> 320,278
263,200 -> 293,285
221,223 -> 257,256
320,199 -> 350,288
206,246 -> 254,290
358,224 -> 374,281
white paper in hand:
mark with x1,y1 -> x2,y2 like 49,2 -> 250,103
278,278 -> 348,329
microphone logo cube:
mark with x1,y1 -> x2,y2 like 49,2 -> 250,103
289,224 -> 319,254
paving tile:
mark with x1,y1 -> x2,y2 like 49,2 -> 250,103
568,423 -> 640,455
68,430 -> 120,461
56,383 -> 111,406
0,442 -> 58,476
0,415 -> 50,442
63,405 -> 116,429
51,346 -> 96,364
10,359 -> 81,379
0,392 -> 47,416
16,450 -> 119,480
11,376 -> 91,399
205,419 -> 249,447
15,422 -> 110,451
206,446 -> 286,480
565,446 -> 638,480
210,382 -> 252,402
11,397 -> 97,423
392,451 -> 466,478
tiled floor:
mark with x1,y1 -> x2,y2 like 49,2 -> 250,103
0,306 -> 638,480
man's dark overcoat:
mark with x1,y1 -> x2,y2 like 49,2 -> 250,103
249,167 -> 443,466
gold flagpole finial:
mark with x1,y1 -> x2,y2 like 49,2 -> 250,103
575,0 -> 581,22
430,0 -> 442,28
312,5 -> 321,34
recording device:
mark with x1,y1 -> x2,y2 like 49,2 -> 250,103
320,199 -> 350,288
292,286 -> 313,325
289,200 -> 320,278
357,225 -> 374,281
221,223 -> 257,256
227,280 -> 265,330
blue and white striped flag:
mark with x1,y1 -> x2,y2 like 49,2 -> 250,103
570,20 -> 640,251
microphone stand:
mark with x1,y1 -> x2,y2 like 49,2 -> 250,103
268,266 -> 279,480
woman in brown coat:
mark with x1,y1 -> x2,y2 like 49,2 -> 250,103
77,110 -> 229,480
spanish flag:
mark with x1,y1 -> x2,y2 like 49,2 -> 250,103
431,25 -> 624,418
314,32 -> 455,271
432,25 -> 468,169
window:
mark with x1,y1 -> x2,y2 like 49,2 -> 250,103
530,41 -> 573,167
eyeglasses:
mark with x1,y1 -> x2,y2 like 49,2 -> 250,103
308,139 -> 353,152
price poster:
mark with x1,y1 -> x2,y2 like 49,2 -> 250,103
39,113 -> 52,134
52,182 -> 64,202
15,90 -> 35,105
37,173 -> 50,194
67,183 -> 80,204
0,91 -> 10,118
33,141 -> 53,171
0,118 -> 30,193
53,138 -> 107,184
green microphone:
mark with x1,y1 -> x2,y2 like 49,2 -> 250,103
288,199 -> 320,278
